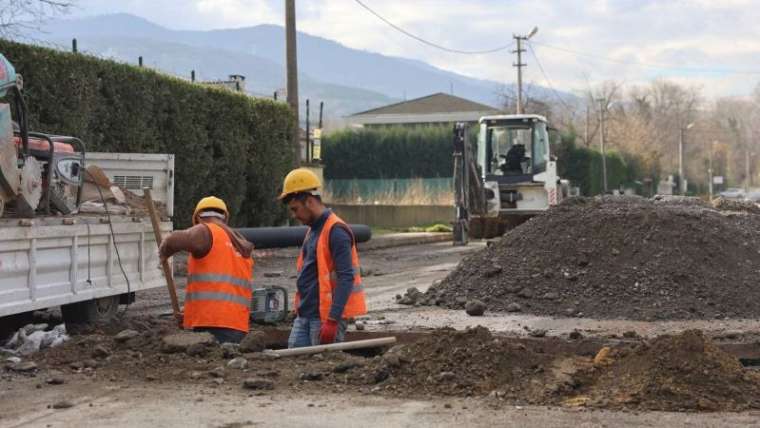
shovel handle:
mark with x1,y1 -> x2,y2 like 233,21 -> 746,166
144,188 -> 183,328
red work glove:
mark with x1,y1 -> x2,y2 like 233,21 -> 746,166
319,319 -> 339,345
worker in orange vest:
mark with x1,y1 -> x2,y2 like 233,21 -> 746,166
159,196 -> 254,344
279,168 -> 367,347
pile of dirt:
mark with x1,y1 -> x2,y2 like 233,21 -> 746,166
577,330 -> 760,411
425,196 -> 760,320
345,326 -> 558,400
7,319 -> 760,412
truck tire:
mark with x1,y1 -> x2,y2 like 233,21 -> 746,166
61,296 -> 120,326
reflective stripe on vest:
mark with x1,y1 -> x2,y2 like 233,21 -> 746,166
185,291 -> 250,307
187,274 -> 253,292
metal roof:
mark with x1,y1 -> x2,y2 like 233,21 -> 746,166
479,114 -> 548,123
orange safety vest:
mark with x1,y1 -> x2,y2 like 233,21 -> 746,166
295,213 -> 367,321
184,223 -> 254,332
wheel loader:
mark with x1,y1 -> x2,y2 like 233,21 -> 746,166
453,114 -> 570,242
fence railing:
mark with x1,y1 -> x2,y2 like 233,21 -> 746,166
323,177 -> 453,205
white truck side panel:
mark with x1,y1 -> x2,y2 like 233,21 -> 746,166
0,218 -> 171,317
86,153 -> 175,217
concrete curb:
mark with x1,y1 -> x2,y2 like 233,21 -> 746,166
358,232 -> 452,251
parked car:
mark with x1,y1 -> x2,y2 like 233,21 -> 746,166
745,190 -> 760,202
720,187 -> 745,199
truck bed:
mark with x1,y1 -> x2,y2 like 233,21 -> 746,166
0,215 -> 172,317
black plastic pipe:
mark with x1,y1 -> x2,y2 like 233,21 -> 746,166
236,224 -> 372,249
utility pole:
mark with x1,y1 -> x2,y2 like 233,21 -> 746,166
512,27 -> 538,115
318,101 -> 324,129
708,141 -> 715,201
678,127 -> 684,195
679,122 -> 694,195
305,99 -> 310,162
746,145 -> 752,193
584,105 -> 589,146
597,98 -> 608,194
285,0 -> 300,159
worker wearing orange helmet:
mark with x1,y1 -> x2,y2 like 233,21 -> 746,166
159,196 -> 254,343
279,168 -> 366,347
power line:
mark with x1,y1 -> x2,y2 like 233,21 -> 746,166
353,0 -> 513,55
532,41 -> 760,76
527,42 -> 576,117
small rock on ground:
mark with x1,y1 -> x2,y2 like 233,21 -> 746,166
186,343 -> 207,357
52,400 -> 74,409
114,329 -> 139,343
239,331 -> 267,353
529,329 -> 547,338
221,343 -> 240,358
11,361 -> 38,372
227,357 -> 248,370
92,345 -> 111,359
300,372 -> 323,381
242,378 -> 275,390
161,332 -> 216,353
506,303 -> 522,312
465,300 -> 486,316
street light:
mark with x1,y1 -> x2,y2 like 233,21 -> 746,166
679,122 -> 694,195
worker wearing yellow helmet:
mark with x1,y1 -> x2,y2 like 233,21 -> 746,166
279,168 -> 367,348
159,196 -> 255,343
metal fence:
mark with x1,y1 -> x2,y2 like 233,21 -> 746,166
324,177 -> 453,205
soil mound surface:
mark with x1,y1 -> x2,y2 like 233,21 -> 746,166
578,330 -> 760,411
426,196 -> 760,320
346,326 -> 557,400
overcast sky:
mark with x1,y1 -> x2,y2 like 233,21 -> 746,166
70,0 -> 760,99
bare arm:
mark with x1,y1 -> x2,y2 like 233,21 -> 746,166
159,224 -> 212,261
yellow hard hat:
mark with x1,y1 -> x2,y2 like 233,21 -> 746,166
278,168 -> 321,200
192,196 -> 229,225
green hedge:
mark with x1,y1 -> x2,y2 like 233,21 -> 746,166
323,126 -> 456,179
554,131 -> 644,195
0,39 -> 296,227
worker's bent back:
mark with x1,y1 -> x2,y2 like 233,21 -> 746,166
184,223 -> 254,332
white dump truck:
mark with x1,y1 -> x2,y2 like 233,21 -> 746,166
0,53 -> 174,328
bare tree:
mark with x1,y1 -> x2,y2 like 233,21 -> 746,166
575,80 -> 624,148
0,0 -> 75,38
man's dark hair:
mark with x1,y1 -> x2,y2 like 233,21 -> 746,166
283,191 -> 321,205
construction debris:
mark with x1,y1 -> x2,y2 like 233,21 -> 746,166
426,196 -> 760,320
2,324 -> 69,356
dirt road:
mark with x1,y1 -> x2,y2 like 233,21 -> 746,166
4,240 -> 760,427
4,376 -> 760,428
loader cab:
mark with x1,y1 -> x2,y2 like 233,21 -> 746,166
477,114 -> 550,184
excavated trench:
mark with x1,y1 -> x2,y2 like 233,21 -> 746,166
8,317 -> 760,412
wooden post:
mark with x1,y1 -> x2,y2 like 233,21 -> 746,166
144,188 -> 182,328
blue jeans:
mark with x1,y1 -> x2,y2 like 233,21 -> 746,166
288,317 -> 348,348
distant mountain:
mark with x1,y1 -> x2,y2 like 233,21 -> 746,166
19,13 -> 574,123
